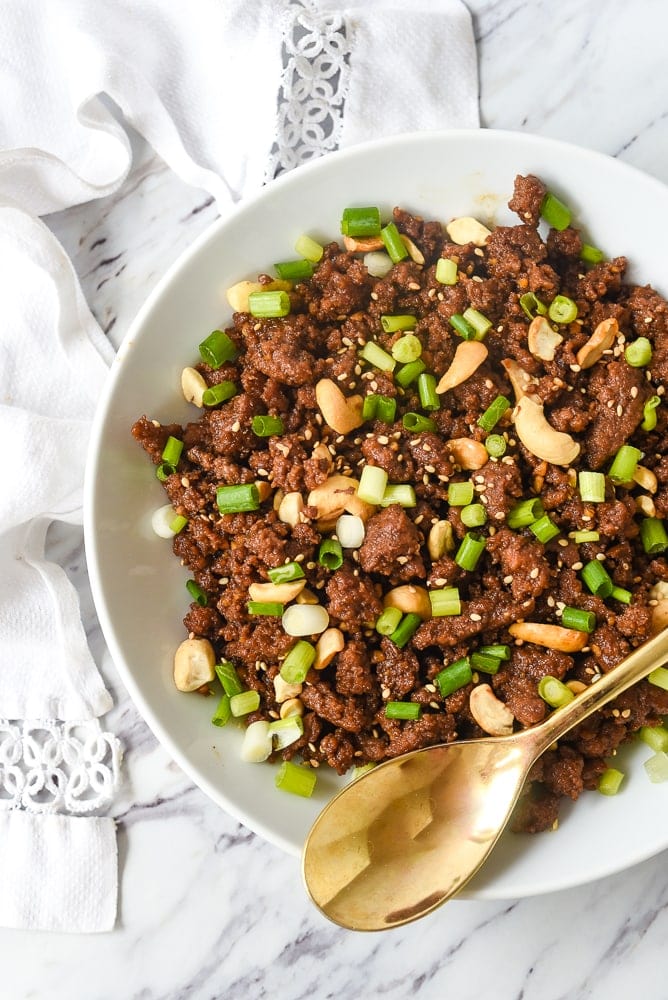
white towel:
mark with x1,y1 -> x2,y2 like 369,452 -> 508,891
0,0 -> 478,932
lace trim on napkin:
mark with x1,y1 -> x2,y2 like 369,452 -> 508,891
0,719 -> 121,815
267,0 -> 352,178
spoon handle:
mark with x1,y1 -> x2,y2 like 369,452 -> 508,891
529,627 -> 668,756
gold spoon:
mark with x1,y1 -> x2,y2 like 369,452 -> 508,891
302,627 -> 668,931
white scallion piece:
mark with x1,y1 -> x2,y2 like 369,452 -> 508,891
644,751 -> 668,784
336,514 -> 365,549
282,603 -> 330,637
269,716 -> 304,750
151,503 -> 180,538
240,720 -> 272,762
363,250 -> 393,278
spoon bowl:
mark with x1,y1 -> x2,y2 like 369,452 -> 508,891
303,627 -> 668,931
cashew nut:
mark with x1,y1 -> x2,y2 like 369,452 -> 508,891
508,622 -> 589,652
436,340 -> 488,394
445,217 -> 492,247
527,316 -> 563,362
308,475 -> 375,525
280,697 -> 305,719
566,679 -> 588,695
248,580 -> 306,603
576,318 -> 618,370
446,438 -> 489,471
255,480 -> 273,503
311,441 -> 334,473
650,581 -> 668,602
181,367 -> 207,407
274,674 -> 303,703
401,234 -> 425,265
343,235 -> 385,253
637,495 -> 657,518
502,358 -> 539,401
469,684 -> 515,736
314,627 -> 345,669
428,520 -> 455,560
173,638 -> 216,692
651,601 -> 668,635
278,491 -> 305,527
383,585 -> 432,620
296,587 -> 319,605
226,278 -> 291,313
513,395 -> 580,467
634,465 -> 658,494
315,379 -> 365,434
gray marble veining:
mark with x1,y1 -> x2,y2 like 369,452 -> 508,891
4,2 -> 668,997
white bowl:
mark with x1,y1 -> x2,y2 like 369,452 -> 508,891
85,129 -> 668,900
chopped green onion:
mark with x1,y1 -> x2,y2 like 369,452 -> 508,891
395,359 -> 427,387
295,234 -> 324,262
548,295 -> 578,324
360,341 -> 396,372
435,257 -> 458,285
199,329 -> 237,368
357,465 -> 388,505
375,606 -> 403,636
570,530 -> 600,544
640,517 -> 668,554
268,562 -> 305,585
644,752 -> 668,784
275,760 -> 317,797
381,222 -> 408,263
580,243 -> 605,265
642,395 -> 661,431
478,395 -> 510,432
529,514 -> 560,544
216,661 -> 244,697
186,579 -> 208,607
169,514 -> 188,535
649,667 -> 668,691
216,483 -> 260,513
248,290 -> 291,318
538,675 -> 574,709
402,412 -> 437,433
319,538 -> 343,570
462,307 -> 492,340
608,445 -> 642,485
161,436 -> 183,466
247,601 -> 284,616
376,395 -> 397,423
461,503 -> 487,528
417,373 -> 440,412
598,767 -> 625,795
640,725 -> 668,753
625,336 -> 652,368
211,694 -> 231,727
202,381 -> 237,407
578,470 -> 605,503
470,652 -> 502,675
385,701 -> 422,720
380,484 -> 417,508
507,497 -> 544,529
435,657 -> 472,697
274,259 -> 314,281
269,715 -> 304,750
251,414 -> 285,437
351,762 -> 376,780
454,532 -> 486,571
611,586 -> 633,604
429,587 -> 461,617
561,606 -> 595,632
390,333 -> 421,363
485,434 -> 507,457
383,316 -> 417,335
362,394 -> 378,420
519,291 -> 548,320
280,640 -> 316,684
448,480 -> 474,506
479,644 -> 511,661
341,206 -> 381,238
581,559 -> 613,598
156,462 -> 175,481
389,612 -> 422,648
541,191 -> 572,231
230,690 -> 260,717
449,313 -> 476,340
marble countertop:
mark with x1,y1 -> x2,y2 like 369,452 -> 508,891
5,1 -> 668,997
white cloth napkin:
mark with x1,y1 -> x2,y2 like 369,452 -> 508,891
0,0 -> 478,933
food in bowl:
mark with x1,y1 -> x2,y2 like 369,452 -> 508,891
132,172 -> 668,832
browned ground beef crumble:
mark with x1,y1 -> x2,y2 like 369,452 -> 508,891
132,174 -> 668,833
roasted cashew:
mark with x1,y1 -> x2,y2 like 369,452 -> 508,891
634,465 -> 658,494
576,318 -> 618,370
181,367 -> 207,407
527,316 -> 563,362
173,638 -> 216,692
248,580 -> 306,603
651,601 -> 668,634
637,495 -> 656,518
501,358 -> 539,400
279,697 -> 305,719
508,622 -> 588,652
428,520 -> 455,560
278,491 -> 305,527
311,441 -> 334,473
383,585 -> 432,620
226,279 -> 291,313
445,217 -> 492,247
513,395 -> 580,467
401,234 -> 425,265
274,674 -> 303,704
344,235 -> 385,253
314,627 -> 345,670
446,438 -> 489,470
308,475 -> 375,524
469,684 -> 515,736
436,340 -> 488,394
315,379 -> 365,434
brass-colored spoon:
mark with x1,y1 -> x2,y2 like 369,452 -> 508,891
302,627 -> 668,931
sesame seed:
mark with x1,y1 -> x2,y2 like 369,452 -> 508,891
529,567 -> 539,579
151,419 -> 161,427
181,477 -> 190,488
425,464 -> 436,474
231,420 -> 240,432
569,364 -> 581,373
470,613 -> 482,621
370,292 -> 378,300
494,511 -> 505,520
397,555 -> 409,564
434,577 -> 447,587
616,404 -> 623,417
425,683 -> 437,693
377,435 -> 389,445
547,596 -> 555,607
596,552 -> 606,561
503,574 -> 514,584
257,467 -> 268,476
631,386 -> 638,398
572,561 -> 583,571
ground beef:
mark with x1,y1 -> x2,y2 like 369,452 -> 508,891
133,172 -> 668,835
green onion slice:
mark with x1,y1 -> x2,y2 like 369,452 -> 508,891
478,395 -> 510,432
248,290 -> 291,318
268,562 -> 305,584
581,559 -> 613,598
507,497 -> 544,529
295,234 -> 324,262
454,532 -> 486,571
211,694 -> 232,728
625,336 -> 652,368
578,470 -> 605,503
389,612 -> 422,648
470,651 -> 502,675
380,484 -> 417,508
435,657 -> 472,697
161,436 -> 183,466
216,661 -> 244,697
202,381 -> 237,407
417,373 -> 440,412
169,514 -> 188,535
375,606 -> 403,636
319,538 -> 344,570
435,258 -> 458,285
269,715 -> 305,750
341,206 -> 381,238
608,445 -> 642,485
360,341 -> 396,372
357,465 -> 388,505
186,579 -> 208,606
429,587 -> 461,617
390,332 -> 422,362
548,295 -> 578,324
402,412 -> 437,433
247,601 -> 284,616
561,606 -> 595,632
479,644 -> 511,661
275,761 -> 317,798
376,396 -> 397,423
538,675 -> 574,709
611,586 -> 633,605
216,483 -> 260,513
485,434 -> 507,457
529,514 -> 560,544
385,701 -> 422,720
156,463 -> 175,481
199,329 -> 237,368
461,503 -> 487,528
449,313 -> 477,340
280,640 -> 316,684
274,259 -> 314,281
541,191 -> 572,231
462,307 -> 492,340
642,395 -> 660,432
519,292 -> 548,320
448,480 -> 474,506
570,530 -> 600,543
383,316 -> 417,334
251,414 -> 285,437
395,359 -> 427,387
640,517 -> 668,555
230,690 -> 261,717
380,222 -> 408,263
639,725 -> 668,753
580,244 -> 605,265
598,767 -> 624,795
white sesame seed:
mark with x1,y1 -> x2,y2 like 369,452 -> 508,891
470,613 -> 482,621
529,567 -> 539,579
